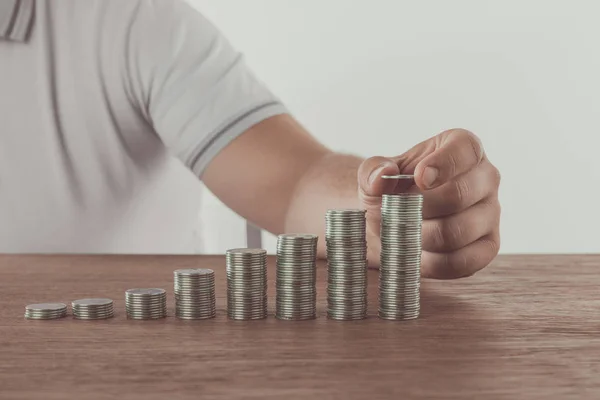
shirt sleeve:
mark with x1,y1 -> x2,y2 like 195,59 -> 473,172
129,0 -> 288,177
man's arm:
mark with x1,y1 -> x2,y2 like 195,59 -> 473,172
201,114 -> 358,260
202,114 -> 501,279
133,1 -> 500,278
126,1 -> 358,256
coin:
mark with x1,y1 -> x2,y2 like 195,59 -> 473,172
71,298 -> 114,320
24,303 -> 68,320
174,268 -> 216,320
226,248 -> 268,320
381,174 -> 415,180
125,288 -> 167,320
325,209 -> 368,321
379,193 -> 423,321
275,233 -> 319,321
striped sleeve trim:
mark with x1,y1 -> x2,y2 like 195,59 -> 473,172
190,102 -> 288,177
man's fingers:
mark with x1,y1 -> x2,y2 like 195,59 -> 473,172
422,198 -> 500,253
421,161 -> 501,219
358,156 -> 400,198
420,232 -> 500,279
414,129 -> 484,190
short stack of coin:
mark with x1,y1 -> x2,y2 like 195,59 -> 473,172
72,298 -> 114,320
125,288 -> 167,320
24,303 -> 68,320
226,248 -> 268,320
174,269 -> 216,320
379,193 -> 424,320
325,209 -> 368,320
276,234 -> 318,320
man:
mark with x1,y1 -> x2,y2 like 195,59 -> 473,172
0,0 -> 500,279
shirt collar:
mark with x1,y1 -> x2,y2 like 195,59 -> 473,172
0,0 -> 34,42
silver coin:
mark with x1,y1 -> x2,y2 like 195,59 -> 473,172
278,233 -> 318,240
25,303 -> 67,312
226,247 -> 267,255
276,315 -> 316,321
24,310 -> 67,315
126,288 -> 166,296
73,309 -> 114,314
72,298 -> 113,307
227,246 -> 268,321
325,209 -> 368,321
228,315 -> 267,321
379,193 -> 423,321
73,313 -> 114,318
381,174 -> 415,180
174,268 -> 214,276
174,268 -> 216,320
25,313 -> 67,320
275,234 -> 318,320
125,289 -> 167,320
127,315 -> 166,320
176,314 -> 216,320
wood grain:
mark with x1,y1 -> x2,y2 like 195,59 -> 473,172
0,254 -> 599,399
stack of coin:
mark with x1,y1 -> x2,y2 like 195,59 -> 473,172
125,288 -> 167,320
72,298 -> 114,320
325,209 -> 368,320
275,234 -> 318,320
24,303 -> 68,320
379,193 -> 424,320
226,248 -> 268,320
174,269 -> 216,320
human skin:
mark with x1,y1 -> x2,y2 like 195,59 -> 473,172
202,114 -> 501,279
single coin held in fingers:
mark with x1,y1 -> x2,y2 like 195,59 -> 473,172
381,175 -> 415,180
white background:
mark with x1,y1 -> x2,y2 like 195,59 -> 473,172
193,0 -> 600,254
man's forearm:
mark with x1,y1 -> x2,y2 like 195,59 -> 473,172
205,113 -> 500,279
284,151 -> 364,258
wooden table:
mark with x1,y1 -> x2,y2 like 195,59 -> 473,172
0,254 -> 598,399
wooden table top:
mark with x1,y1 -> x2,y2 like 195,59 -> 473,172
0,254 -> 598,399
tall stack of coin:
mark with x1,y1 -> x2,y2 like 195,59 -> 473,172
24,303 -> 68,320
325,209 -> 368,320
72,298 -> 114,320
275,234 -> 318,320
379,193 -> 424,320
174,269 -> 216,320
125,288 -> 167,320
226,248 -> 268,320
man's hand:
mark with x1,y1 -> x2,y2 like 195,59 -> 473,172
204,115 -> 500,277
358,129 -> 501,279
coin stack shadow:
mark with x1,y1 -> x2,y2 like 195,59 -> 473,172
125,288 -> 167,320
325,209 -> 368,320
226,248 -> 268,320
24,303 -> 68,320
275,234 -> 318,320
379,193 -> 424,320
174,269 -> 216,320
72,298 -> 114,320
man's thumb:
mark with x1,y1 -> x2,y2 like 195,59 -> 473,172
358,157 -> 400,197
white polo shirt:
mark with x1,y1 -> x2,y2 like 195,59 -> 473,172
0,0 -> 286,253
